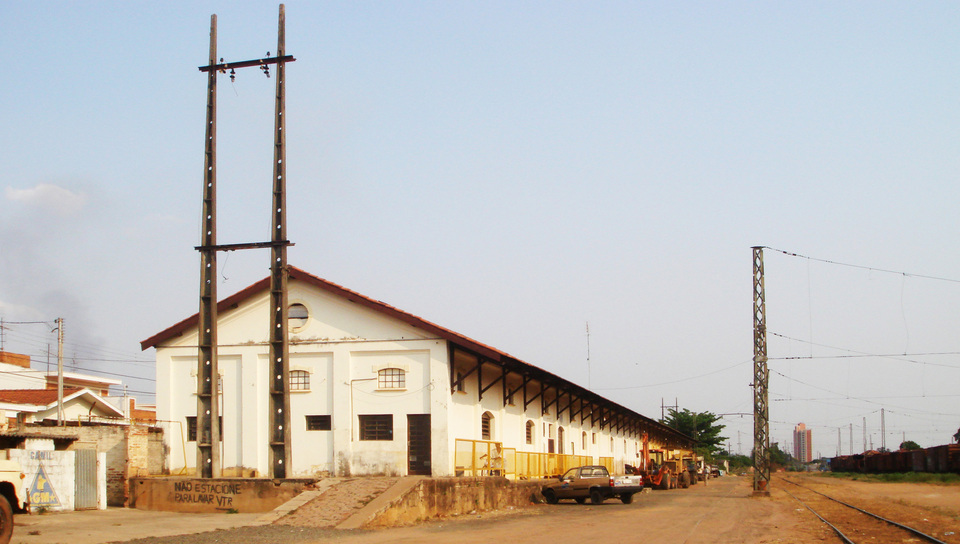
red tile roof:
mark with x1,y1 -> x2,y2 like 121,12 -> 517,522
0,388 -> 83,406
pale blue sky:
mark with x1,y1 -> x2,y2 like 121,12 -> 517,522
2,1 -> 959,455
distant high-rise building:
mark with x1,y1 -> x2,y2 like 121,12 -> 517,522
794,423 -> 813,463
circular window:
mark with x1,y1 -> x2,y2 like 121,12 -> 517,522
288,303 -> 309,330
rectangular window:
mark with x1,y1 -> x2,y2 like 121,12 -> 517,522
455,371 -> 465,393
359,414 -> 393,441
186,416 -> 222,442
305,415 -> 331,431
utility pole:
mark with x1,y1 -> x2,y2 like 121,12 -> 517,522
881,408 -> 886,451
752,247 -> 770,495
586,322 -> 591,390
56,318 -> 64,426
862,417 -> 866,453
195,4 -> 296,479
849,423 -> 852,456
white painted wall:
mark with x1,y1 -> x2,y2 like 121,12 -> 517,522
156,281 -> 453,477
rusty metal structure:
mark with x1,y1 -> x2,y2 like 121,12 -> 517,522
195,5 -> 296,478
752,246 -> 771,494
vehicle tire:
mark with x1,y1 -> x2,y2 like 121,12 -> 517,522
0,494 -> 12,544
590,489 -> 605,505
657,476 -> 669,490
542,489 -> 559,505
575,497 -> 587,505
620,493 -> 634,504
689,472 -> 697,486
680,471 -> 690,489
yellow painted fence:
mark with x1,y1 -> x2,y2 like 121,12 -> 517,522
455,439 -> 619,480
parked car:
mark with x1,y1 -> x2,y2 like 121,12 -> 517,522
541,465 -> 643,505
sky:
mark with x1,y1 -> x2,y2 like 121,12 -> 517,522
2,1 -> 959,457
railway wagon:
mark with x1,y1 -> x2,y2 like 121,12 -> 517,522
831,444 -> 959,474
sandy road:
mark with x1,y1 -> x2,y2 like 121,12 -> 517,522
16,473 -> 959,544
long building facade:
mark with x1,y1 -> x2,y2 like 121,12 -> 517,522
142,267 -> 694,478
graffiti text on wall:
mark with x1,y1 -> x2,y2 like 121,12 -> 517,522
173,481 -> 241,508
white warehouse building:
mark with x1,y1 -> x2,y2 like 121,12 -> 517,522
142,267 -> 693,478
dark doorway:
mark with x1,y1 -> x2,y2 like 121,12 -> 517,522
407,414 -> 431,476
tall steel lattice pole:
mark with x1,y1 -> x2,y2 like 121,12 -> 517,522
197,14 -> 221,479
752,246 -> 771,495
268,4 -> 293,478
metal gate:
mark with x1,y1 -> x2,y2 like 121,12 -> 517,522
407,414 -> 431,476
74,449 -> 98,510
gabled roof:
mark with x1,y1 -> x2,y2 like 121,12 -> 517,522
140,266 -> 510,361
0,388 -> 83,405
0,388 -> 125,418
141,266 -> 695,446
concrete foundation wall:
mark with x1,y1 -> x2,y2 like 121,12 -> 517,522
128,477 -> 314,513
368,477 -> 542,527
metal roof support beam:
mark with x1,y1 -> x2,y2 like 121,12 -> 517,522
506,374 -> 530,408
524,381 -> 544,410
451,354 -> 480,394
480,362 -> 505,398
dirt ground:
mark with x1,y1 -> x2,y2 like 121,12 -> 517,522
14,473 -> 960,544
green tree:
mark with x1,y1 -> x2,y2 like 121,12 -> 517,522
660,408 -> 727,457
954,427 -> 960,444
899,440 -> 921,451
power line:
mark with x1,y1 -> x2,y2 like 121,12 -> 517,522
769,332 -> 960,369
763,246 -> 960,283
595,358 -> 752,391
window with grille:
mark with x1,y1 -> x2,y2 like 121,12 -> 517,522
481,411 -> 493,440
525,421 -> 534,445
582,431 -> 587,450
378,368 -> 405,389
359,414 -> 393,441
290,370 -> 310,391
305,415 -> 331,431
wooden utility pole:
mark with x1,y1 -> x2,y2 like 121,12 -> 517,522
195,4 -> 296,479
752,247 -> 770,495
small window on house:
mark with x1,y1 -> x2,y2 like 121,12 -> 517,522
455,371 -> 465,393
305,415 -> 331,431
481,411 -> 494,441
359,414 -> 393,440
505,386 -> 514,405
378,368 -> 405,389
582,431 -> 588,450
290,370 -> 310,391
610,437 -> 614,450
289,303 -> 309,330
186,415 -> 222,442
525,421 -> 535,445
557,427 -> 565,454
592,432 -> 596,445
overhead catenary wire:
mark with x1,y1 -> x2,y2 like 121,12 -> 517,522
763,246 -> 960,284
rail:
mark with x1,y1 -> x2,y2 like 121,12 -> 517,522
782,478 -> 948,544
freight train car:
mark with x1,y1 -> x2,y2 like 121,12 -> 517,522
831,444 -> 959,474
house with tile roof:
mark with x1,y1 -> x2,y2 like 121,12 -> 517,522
142,267 -> 694,478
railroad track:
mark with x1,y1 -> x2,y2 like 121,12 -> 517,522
781,477 -> 949,544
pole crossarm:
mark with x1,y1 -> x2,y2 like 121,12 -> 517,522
199,55 -> 296,73
194,241 -> 294,252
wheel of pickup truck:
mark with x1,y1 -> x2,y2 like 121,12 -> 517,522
0,494 -> 12,544
589,489 -> 604,505
619,493 -> 634,504
575,497 -> 587,504
542,489 -> 559,505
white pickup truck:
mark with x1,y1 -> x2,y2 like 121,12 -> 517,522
541,465 -> 644,505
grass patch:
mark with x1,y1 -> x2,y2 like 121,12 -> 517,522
821,472 -> 960,485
